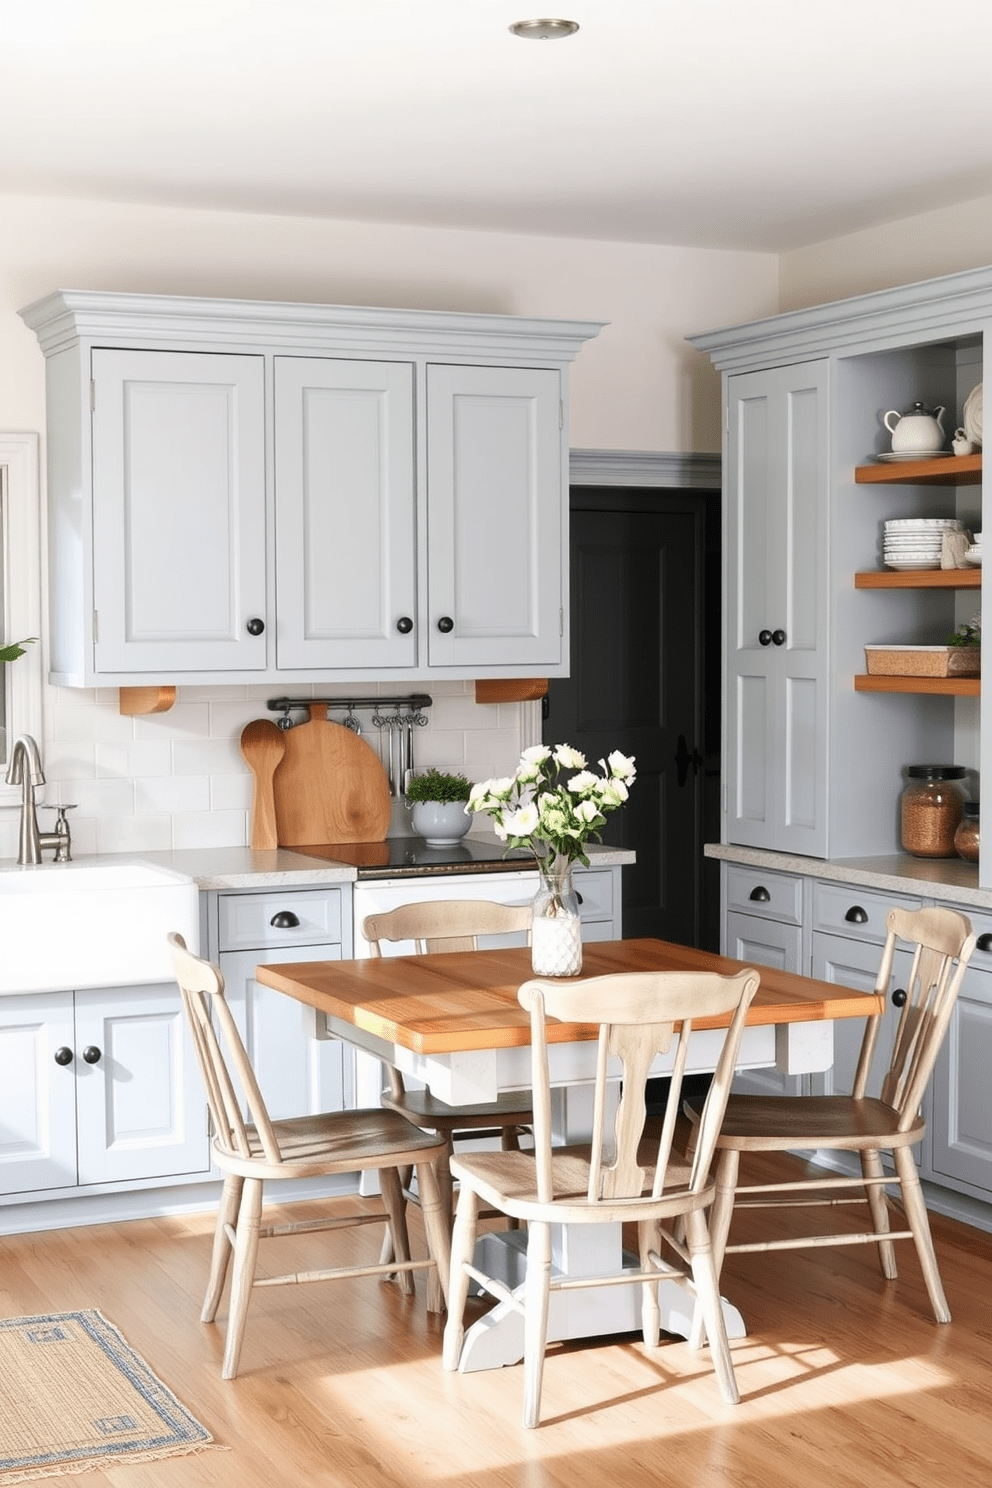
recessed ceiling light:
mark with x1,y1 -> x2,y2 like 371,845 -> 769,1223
509,19 -> 580,40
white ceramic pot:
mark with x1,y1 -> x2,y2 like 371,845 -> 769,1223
410,800 -> 471,846
883,401 -> 946,454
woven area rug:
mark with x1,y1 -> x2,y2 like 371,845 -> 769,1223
0,1309 -> 221,1484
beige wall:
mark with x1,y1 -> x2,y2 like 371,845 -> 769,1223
779,193 -> 992,310
0,192 -> 779,457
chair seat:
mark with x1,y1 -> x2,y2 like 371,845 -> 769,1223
700,1094 -> 925,1152
213,1107 -> 449,1179
449,1145 -> 704,1223
381,1087 -> 533,1133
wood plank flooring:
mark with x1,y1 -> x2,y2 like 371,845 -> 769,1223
1,1154 -> 989,1488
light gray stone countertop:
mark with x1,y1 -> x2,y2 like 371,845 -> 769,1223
71,841 -> 634,893
705,842 -> 992,910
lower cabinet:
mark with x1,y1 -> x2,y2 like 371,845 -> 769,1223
927,911 -> 992,1200
723,863 -> 804,1095
209,884 -> 352,1121
0,984 -> 209,1199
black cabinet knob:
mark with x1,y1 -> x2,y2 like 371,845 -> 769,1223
977,933 -> 992,953
891,989 -> 907,1008
844,905 -> 869,924
758,630 -> 773,647
396,616 -> 413,634
748,886 -> 771,903
436,616 -> 454,633
772,629 -> 786,646
270,911 -> 301,929
54,1046 -> 73,1066
82,1045 -> 102,1064
246,617 -> 265,636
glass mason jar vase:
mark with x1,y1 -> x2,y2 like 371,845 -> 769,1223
530,855 -> 583,977
954,801 -> 980,863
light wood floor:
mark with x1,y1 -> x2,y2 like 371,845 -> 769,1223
1,1153 -> 989,1488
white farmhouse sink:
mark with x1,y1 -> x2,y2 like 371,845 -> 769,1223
0,859 -> 199,993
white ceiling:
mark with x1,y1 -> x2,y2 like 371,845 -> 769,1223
3,0 -> 992,254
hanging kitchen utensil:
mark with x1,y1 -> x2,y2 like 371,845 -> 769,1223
271,704 -> 391,845
240,719 -> 287,850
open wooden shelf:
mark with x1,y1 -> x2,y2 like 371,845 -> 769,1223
855,567 -> 981,589
855,674 -> 980,696
854,453 -> 982,485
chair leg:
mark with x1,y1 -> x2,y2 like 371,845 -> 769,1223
689,1147 -> 738,1350
223,1176 -> 263,1380
521,1220 -> 552,1429
893,1144 -> 951,1323
380,1167 -> 416,1298
442,1184 -> 480,1370
202,1173 -> 242,1323
638,1219 -> 661,1348
416,1157 -> 451,1315
861,1147 -> 898,1279
499,1127 -> 523,1229
684,1207 -> 740,1406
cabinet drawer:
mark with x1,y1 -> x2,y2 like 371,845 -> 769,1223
812,882 -> 923,944
574,870 -> 613,923
942,904 -> 992,966
726,911 -> 802,974
218,889 -> 343,952
725,865 -> 802,926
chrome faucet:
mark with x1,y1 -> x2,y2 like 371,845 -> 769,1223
5,734 -> 73,865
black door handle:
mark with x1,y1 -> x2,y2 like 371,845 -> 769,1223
674,735 -> 705,788
437,616 -> 454,634
976,933 -> 992,952
748,886 -> 771,903
82,1046 -> 102,1064
758,629 -> 773,646
54,1046 -> 73,1066
772,629 -> 786,646
891,989 -> 907,1008
246,617 -> 265,636
844,906 -> 868,924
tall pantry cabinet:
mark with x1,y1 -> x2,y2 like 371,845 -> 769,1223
690,265 -> 991,879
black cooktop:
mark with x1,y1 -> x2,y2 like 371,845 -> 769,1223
294,837 -> 537,878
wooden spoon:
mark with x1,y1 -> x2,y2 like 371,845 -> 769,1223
240,719 -> 286,849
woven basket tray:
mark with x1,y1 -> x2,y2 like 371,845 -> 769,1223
864,645 -> 981,677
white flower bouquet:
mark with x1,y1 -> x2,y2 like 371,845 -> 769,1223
466,743 -> 636,870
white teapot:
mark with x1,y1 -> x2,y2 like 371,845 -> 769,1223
883,400 -> 946,454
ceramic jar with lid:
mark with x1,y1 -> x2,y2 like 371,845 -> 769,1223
900,765 -> 967,858
954,801 -> 980,863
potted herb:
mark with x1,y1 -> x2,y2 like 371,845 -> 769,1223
405,768 -> 473,846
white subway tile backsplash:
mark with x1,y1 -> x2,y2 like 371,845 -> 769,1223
22,681 -> 528,855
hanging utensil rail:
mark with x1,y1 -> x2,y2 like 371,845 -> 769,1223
266,694 -> 432,730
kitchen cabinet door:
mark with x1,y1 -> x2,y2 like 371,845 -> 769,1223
725,910 -> 804,1096
0,993 -> 77,1196
725,361 -> 829,854
91,348 -> 267,674
274,356 -> 417,671
810,931 -> 914,1099
929,960 -> 992,1197
222,947 -> 349,1122
426,364 -> 565,669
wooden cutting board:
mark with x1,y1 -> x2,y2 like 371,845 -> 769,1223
250,705 -> 392,847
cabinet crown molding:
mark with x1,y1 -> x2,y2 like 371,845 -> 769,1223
687,261 -> 992,371
20,289 -> 605,364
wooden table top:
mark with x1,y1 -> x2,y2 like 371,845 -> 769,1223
256,937 -> 884,1056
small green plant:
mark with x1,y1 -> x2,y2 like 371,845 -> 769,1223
0,637 -> 36,663
405,768 -> 473,804
948,613 -> 981,648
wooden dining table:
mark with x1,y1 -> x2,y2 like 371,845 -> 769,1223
256,936 -> 883,1371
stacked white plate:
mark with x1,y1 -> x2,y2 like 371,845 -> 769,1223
883,517 -> 964,571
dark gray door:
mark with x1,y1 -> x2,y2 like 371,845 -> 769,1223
545,487 -> 720,949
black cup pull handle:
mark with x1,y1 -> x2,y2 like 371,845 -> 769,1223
54,1046 -> 74,1066
748,885 -> 771,903
270,911 -> 301,929
977,933 -> 992,953
891,988 -> 907,1008
844,905 -> 869,924
758,630 -> 773,647
82,1046 -> 102,1064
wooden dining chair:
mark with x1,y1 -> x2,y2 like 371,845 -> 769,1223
442,964 -> 761,1427
685,905 -> 976,1328
168,932 -> 451,1379
362,899 -> 535,1196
